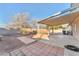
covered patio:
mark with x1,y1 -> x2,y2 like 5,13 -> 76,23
38,11 -> 79,36
38,9 -> 79,55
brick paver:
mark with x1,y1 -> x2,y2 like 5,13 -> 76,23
20,41 -> 64,56
0,36 -> 64,56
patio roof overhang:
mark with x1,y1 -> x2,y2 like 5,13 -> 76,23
38,12 -> 79,26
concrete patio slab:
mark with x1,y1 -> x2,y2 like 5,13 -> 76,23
17,36 -> 36,45
40,34 -> 79,56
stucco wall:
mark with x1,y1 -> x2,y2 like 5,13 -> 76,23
71,3 -> 79,40
71,16 -> 79,40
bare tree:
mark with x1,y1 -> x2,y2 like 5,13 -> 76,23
7,13 -> 31,29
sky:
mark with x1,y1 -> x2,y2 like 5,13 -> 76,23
0,3 -> 70,27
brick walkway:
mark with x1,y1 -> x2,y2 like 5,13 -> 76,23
20,41 -> 64,56
0,36 -> 64,56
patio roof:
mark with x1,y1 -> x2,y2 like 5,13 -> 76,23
38,12 -> 79,26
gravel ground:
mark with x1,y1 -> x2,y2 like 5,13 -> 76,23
0,36 -> 25,53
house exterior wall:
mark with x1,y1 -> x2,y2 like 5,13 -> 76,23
71,15 -> 79,40
70,3 -> 79,40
